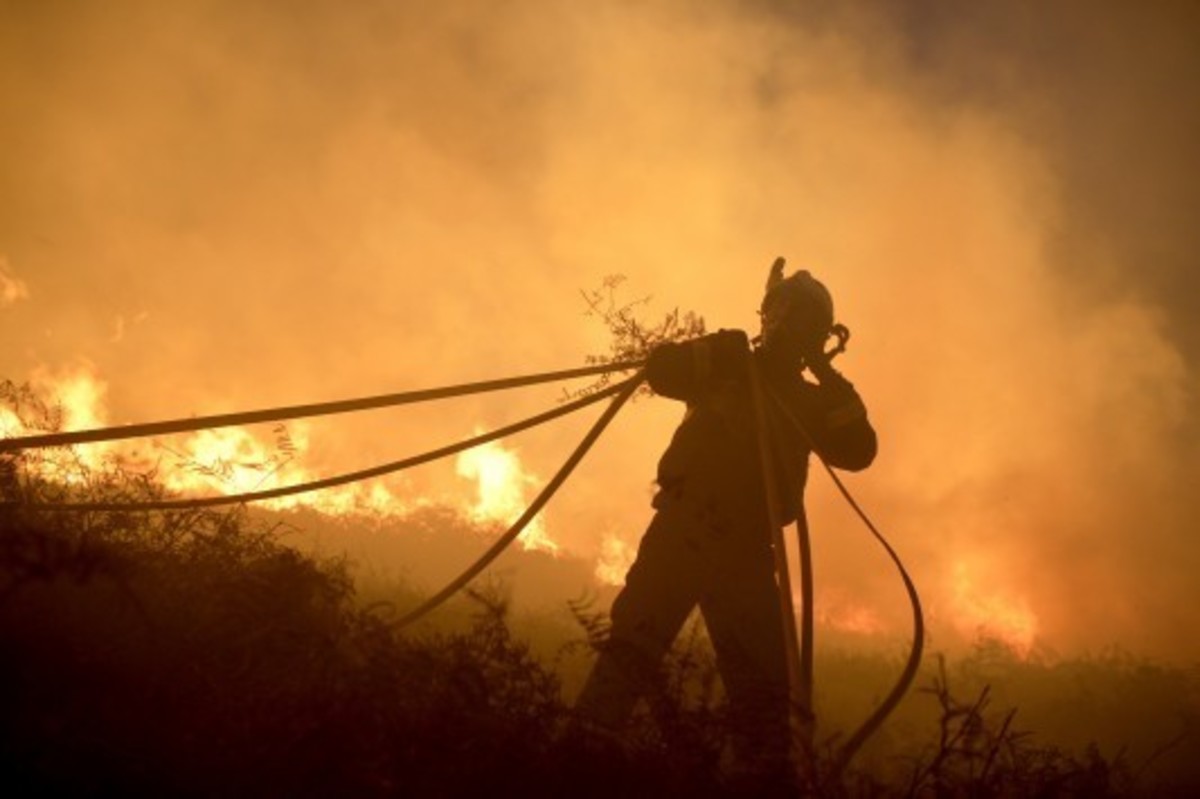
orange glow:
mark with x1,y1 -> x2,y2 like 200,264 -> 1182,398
35,368 -> 106,434
949,560 -> 1039,657
594,532 -> 636,586
159,425 -> 311,507
19,365 -> 114,480
817,595 -> 886,636
0,409 -> 19,436
0,256 -> 29,306
152,423 -> 412,516
300,481 -> 410,518
8,367 -> 412,516
456,437 -> 557,554
157,423 -> 412,516
2,1 -> 1197,662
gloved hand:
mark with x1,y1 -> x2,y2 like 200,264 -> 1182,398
805,350 -> 839,383
804,324 -> 849,383
707,329 -> 750,377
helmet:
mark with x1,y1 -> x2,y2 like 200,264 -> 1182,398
760,257 -> 834,351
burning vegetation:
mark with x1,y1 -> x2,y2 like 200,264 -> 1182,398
2,376 -> 1198,796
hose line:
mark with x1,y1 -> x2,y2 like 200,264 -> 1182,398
4,347 -> 914,769
395,371 -> 643,629
746,357 -> 811,758
766,387 -> 925,774
0,359 -> 644,454
9,379 -> 630,513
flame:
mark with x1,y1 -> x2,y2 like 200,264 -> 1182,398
159,425 -> 311,506
455,436 -> 557,554
594,532 -> 636,586
30,365 -> 108,434
18,365 -> 113,479
9,367 -> 587,558
156,424 -> 410,515
5,367 -> 565,548
0,406 -> 23,437
949,559 -> 1039,656
6,364 -> 410,515
817,594 -> 886,636
302,480 -> 410,517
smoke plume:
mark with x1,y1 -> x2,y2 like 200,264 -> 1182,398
1,0 -> 1196,659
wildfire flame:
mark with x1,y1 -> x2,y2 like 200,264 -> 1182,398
455,437 -> 558,554
4,364 -> 116,481
8,366 -> 1047,651
949,559 -> 1039,657
159,425 -> 310,506
6,365 -> 410,515
6,366 -> 578,547
0,399 -> 25,438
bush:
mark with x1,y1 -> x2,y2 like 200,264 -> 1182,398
0,449 -> 730,795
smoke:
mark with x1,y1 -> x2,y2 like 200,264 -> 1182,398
0,255 -> 30,306
1,1 -> 1196,659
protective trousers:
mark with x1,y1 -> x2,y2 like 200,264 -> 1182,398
576,489 -> 790,772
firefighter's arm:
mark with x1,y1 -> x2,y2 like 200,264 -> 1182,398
646,329 -> 749,401
806,369 -> 877,471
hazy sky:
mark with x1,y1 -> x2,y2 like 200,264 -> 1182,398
2,0 -> 1197,661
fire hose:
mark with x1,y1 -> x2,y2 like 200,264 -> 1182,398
764,385 -> 925,775
1,353 -> 921,772
395,373 -> 641,628
0,360 -> 642,454
6,378 -> 634,513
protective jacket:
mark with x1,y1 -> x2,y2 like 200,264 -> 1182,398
647,329 -> 876,529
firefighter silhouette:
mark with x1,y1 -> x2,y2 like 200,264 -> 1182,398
576,258 -> 878,778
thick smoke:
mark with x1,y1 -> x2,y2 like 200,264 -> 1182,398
1,1 -> 1196,659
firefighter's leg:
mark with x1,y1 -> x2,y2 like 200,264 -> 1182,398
700,549 -> 792,781
575,499 -> 706,728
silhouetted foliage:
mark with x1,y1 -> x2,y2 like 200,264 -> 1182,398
570,274 -> 706,399
0,405 -> 729,796
900,655 -> 1135,797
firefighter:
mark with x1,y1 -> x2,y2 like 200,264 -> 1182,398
575,258 -> 877,780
